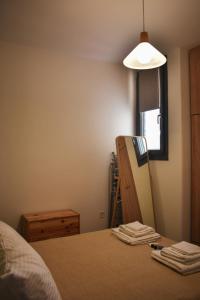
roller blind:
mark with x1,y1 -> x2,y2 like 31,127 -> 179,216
138,68 -> 160,112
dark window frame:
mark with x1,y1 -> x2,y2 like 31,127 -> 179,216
136,62 -> 168,160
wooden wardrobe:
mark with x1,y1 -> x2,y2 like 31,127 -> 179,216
190,45 -> 200,244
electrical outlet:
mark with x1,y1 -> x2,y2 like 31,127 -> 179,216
99,211 -> 105,219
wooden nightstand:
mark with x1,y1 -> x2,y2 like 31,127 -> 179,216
20,209 -> 80,242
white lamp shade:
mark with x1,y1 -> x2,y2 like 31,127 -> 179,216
123,42 -> 166,70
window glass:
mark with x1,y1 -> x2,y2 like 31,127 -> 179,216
140,108 -> 160,150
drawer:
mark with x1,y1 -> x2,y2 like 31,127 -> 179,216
28,227 -> 79,242
28,217 -> 79,234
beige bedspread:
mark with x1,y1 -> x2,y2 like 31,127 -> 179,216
32,229 -> 200,300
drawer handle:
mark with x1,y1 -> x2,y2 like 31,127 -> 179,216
61,219 -> 65,223
41,229 -> 44,233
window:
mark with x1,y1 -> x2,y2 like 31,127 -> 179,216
136,63 -> 168,160
140,108 -> 161,150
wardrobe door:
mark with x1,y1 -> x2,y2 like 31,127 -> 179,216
190,45 -> 200,114
190,45 -> 200,244
191,116 -> 200,243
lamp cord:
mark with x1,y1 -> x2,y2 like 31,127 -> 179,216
142,0 -> 145,32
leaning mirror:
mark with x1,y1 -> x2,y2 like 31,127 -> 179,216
113,136 -> 155,228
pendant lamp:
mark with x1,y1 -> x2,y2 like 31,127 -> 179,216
123,0 -> 166,70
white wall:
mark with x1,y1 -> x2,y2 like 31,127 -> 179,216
0,40 -> 191,241
149,48 -> 191,241
0,41 -> 133,233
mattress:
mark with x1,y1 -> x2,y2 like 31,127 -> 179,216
32,229 -> 200,300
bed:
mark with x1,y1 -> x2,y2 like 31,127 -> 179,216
32,229 -> 200,300
1,221 -> 200,300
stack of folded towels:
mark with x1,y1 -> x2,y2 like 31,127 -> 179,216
151,241 -> 200,275
112,221 -> 160,245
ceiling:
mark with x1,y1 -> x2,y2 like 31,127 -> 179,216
0,0 -> 200,62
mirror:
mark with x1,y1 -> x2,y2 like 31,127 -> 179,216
115,136 -> 155,228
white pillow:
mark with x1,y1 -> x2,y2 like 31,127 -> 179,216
0,221 -> 61,300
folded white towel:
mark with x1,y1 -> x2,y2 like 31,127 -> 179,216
119,224 -> 155,237
151,250 -> 200,275
161,247 -> 200,264
112,228 -> 160,245
171,241 -> 200,256
125,221 -> 149,232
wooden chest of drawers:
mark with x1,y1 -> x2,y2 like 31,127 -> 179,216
21,209 -> 80,242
